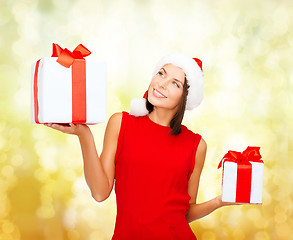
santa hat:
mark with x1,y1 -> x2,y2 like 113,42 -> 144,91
130,52 -> 205,117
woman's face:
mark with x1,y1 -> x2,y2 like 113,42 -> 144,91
148,63 -> 186,111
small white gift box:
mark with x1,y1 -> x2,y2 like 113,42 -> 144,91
218,146 -> 264,204
221,161 -> 263,204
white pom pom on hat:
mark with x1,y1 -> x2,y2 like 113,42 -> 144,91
129,94 -> 149,117
129,52 -> 205,117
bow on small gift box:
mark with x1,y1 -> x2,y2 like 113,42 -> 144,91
218,146 -> 264,204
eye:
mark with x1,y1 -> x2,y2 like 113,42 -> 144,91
158,71 -> 165,77
173,81 -> 180,88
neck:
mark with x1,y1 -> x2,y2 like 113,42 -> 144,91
148,107 -> 177,127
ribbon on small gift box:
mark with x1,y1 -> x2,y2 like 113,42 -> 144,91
218,146 -> 263,203
33,43 -> 91,123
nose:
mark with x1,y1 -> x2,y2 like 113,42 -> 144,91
159,78 -> 168,89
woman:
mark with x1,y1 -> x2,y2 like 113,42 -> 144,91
45,53 -> 237,240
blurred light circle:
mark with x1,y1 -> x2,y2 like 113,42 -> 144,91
1,221 -> 15,234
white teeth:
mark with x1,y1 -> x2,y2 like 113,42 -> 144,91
154,89 -> 166,98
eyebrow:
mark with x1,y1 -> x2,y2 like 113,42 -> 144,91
161,68 -> 183,86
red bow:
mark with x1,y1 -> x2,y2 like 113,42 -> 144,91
217,146 -> 263,169
51,43 -> 91,68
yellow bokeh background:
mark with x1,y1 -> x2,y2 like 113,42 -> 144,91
0,0 -> 292,239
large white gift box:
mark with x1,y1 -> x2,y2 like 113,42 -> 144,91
31,43 -> 107,124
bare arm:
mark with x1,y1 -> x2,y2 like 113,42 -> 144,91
186,196 -> 224,223
77,127 -> 110,202
44,112 -> 122,202
186,138 -> 238,223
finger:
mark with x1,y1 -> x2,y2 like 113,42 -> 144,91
44,123 -> 55,128
59,123 -> 71,127
49,123 -> 71,132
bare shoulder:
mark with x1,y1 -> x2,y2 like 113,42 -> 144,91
107,112 -> 123,136
109,111 -> 123,122
198,137 -> 207,152
195,137 -> 207,164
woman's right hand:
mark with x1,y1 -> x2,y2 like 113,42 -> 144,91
43,123 -> 90,137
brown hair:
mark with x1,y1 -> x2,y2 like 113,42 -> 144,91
145,76 -> 190,135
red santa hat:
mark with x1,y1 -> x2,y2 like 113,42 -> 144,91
130,52 -> 205,117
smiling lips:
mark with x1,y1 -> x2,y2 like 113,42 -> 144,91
153,88 -> 167,98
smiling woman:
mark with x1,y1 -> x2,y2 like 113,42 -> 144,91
106,53 -> 207,240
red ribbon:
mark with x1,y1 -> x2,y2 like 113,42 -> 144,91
218,146 -> 263,203
51,43 -> 91,68
217,146 -> 263,169
34,43 -> 90,123
33,59 -> 41,123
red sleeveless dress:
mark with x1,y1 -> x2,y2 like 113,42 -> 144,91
112,111 -> 202,240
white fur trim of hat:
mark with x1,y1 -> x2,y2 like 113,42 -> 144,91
130,52 -> 205,117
